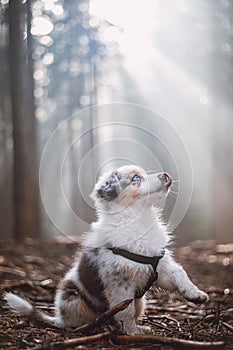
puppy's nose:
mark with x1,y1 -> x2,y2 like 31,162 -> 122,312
158,172 -> 172,188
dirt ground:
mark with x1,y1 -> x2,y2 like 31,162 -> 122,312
0,237 -> 232,349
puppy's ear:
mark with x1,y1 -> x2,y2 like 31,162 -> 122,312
96,173 -> 120,201
97,185 -> 118,200
91,170 -> 131,202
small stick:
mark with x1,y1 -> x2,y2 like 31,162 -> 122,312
221,321 -> 233,333
72,298 -> 133,333
110,334 -> 224,348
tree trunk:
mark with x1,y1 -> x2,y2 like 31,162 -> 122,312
211,2 -> 233,244
0,6 -> 14,240
9,0 -> 41,240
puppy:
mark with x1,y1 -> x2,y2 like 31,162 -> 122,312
4,165 -> 208,334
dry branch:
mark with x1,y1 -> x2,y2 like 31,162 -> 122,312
32,332 -> 225,349
73,298 -> 133,333
110,334 -> 224,348
31,331 -> 111,350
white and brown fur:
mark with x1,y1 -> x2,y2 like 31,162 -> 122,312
4,165 -> 208,334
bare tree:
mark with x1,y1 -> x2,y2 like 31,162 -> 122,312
210,1 -> 233,244
9,0 -> 41,239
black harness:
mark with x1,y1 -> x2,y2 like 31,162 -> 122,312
108,247 -> 165,299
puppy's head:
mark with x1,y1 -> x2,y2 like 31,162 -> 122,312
91,165 -> 172,212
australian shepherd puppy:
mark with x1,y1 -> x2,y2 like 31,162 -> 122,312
4,165 -> 208,334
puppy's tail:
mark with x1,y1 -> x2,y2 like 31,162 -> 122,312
4,292 -> 60,326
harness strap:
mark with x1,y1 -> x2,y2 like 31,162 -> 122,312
108,247 -> 165,272
108,247 -> 165,299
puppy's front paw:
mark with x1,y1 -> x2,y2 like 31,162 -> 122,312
185,289 -> 209,303
136,325 -> 152,334
122,322 -> 138,335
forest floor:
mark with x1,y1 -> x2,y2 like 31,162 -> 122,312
0,237 -> 232,350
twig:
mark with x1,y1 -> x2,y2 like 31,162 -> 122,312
31,331 -> 111,350
72,298 -> 133,333
146,319 -> 171,332
147,305 -> 204,315
110,334 -> 224,348
221,321 -> 233,333
0,266 -> 26,277
146,314 -> 182,332
1,279 -> 53,293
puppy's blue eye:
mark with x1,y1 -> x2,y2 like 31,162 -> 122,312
132,174 -> 141,182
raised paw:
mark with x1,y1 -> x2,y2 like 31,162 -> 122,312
186,289 -> 209,303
